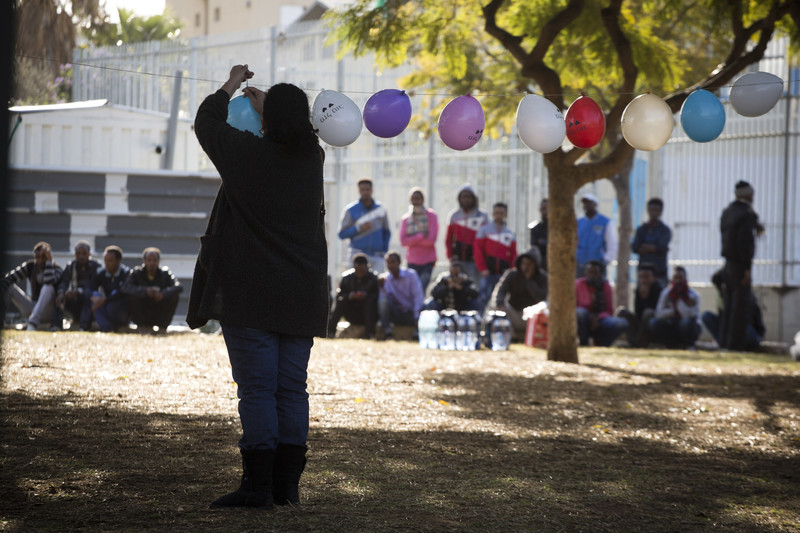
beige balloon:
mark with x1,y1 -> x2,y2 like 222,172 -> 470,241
621,93 -> 675,151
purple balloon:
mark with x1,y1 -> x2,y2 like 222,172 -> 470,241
363,89 -> 412,138
438,95 -> 485,151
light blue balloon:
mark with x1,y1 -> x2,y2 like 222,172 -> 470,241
680,89 -> 725,143
226,95 -> 263,137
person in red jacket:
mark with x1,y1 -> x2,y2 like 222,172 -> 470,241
575,260 -> 627,346
474,202 -> 517,313
444,184 -> 488,286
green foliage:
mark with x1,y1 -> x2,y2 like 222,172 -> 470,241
88,8 -> 183,47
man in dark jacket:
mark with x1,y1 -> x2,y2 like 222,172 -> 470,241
702,268 -> 765,351
122,247 -> 182,332
56,241 -> 101,331
2,241 -> 63,330
327,253 -> 379,339
528,198 -> 548,271
489,248 -> 548,341
616,263 -> 662,347
89,245 -> 131,332
719,181 -> 761,350
632,198 -> 671,286
424,258 -> 479,312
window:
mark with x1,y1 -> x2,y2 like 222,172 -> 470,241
214,7 -> 220,21
195,13 -> 201,27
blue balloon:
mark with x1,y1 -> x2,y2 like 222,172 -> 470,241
227,95 -> 263,137
680,89 -> 725,143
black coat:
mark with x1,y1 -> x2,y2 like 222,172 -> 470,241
720,199 -> 758,269
187,89 -> 328,337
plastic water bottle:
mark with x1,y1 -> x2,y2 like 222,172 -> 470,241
418,310 -> 439,349
437,310 -> 457,351
456,311 -> 480,351
486,311 -> 512,351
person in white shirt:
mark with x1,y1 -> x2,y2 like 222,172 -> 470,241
648,266 -> 702,349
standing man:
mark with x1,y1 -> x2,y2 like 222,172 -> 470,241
89,245 -> 131,332
122,247 -> 182,333
474,202 -> 517,313
2,241 -> 62,330
56,240 -> 101,331
528,198 -> 548,271
399,187 -> 438,293
338,178 -> 391,273
719,181 -> 762,351
445,184 -> 489,285
632,198 -> 672,286
576,193 -> 617,277
377,251 -> 424,340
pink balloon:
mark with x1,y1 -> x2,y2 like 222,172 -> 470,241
438,95 -> 485,151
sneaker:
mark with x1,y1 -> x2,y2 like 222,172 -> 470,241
26,321 -> 38,331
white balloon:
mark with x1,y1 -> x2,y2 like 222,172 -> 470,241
621,93 -> 674,151
730,71 -> 784,117
312,90 -> 363,147
516,94 -> 565,153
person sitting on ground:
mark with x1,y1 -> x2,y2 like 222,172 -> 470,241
2,241 -> 63,331
89,245 -> 131,332
121,247 -> 182,333
575,260 -> 627,347
616,263 -> 663,348
424,258 -> 479,313
56,241 -> 101,331
701,268 -> 764,351
377,250 -> 424,340
327,253 -> 379,339
489,248 -> 548,342
649,266 -> 702,349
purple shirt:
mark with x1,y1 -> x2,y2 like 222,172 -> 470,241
381,267 -> 424,318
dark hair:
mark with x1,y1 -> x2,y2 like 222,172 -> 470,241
142,247 -> 161,262
357,178 -> 373,188
647,198 -> 664,209
33,241 -> 51,253
637,262 -> 656,273
493,202 -> 508,211
262,83 -> 317,152
384,250 -> 402,263
674,265 -> 687,278
587,260 -> 604,269
104,245 -> 123,260
352,253 -> 369,266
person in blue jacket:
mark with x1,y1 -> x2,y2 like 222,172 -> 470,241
632,197 -> 672,286
576,192 -> 617,277
337,178 -> 391,273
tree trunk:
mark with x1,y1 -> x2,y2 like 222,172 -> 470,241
546,168 -> 579,364
611,154 -> 635,311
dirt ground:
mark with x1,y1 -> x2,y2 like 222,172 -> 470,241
1,330 -> 799,532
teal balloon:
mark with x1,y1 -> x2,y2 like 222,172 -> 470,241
227,95 -> 263,137
680,89 -> 725,143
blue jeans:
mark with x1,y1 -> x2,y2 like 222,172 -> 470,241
408,262 -> 434,294
93,292 -> 129,332
576,307 -> 627,347
702,311 -> 761,350
221,324 -> 313,451
648,316 -> 701,349
478,273 -> 502,314
378,296 -> 416,334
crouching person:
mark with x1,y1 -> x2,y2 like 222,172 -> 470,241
89,245 -> 131,332
122,247 -> 182,332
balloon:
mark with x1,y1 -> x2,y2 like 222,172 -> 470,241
438,94 -> 485,151
730,71 -> 784,117
312,90 -> 363,147
227,95 -> 263,137
565,93 -> 605,149
680,89 -> 725,143
621,93 -> 674,151
516,94 -> 565,153
363,89 -> 412,138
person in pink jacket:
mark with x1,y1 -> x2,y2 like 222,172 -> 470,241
399,187 -> 438,293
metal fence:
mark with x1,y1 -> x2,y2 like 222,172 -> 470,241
73,22 -> 799,286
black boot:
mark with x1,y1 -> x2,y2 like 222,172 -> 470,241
272,443 -> 307,505
210,449 -> 275,509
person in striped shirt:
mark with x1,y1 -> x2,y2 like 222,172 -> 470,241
2,241 -> 63,331
444,184 -> 488,286
474,202 -> 517,314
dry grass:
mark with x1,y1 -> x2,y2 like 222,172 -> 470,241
1,330 -> 799,532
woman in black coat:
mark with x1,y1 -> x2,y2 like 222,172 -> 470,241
190,65 -> 328,509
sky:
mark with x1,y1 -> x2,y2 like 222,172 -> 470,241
103,0 -> 166,21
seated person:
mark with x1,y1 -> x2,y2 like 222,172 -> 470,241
89,245 -> 131,332
489,248 -> 548,341
56,241 -> 101,331
424,258 -> 479,312
327,253 -> 379,339
575,260 -> 627,347
2,241 -> 63,331
616,263 -> 662,347
701,268 -> 764,351
377,250 -> 424,340
121,247 -> 182,332
649,266 -> 702,349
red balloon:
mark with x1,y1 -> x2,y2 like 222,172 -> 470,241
565,94 -> 606,149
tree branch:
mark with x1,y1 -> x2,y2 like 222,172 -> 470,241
601,0 -> 638,127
